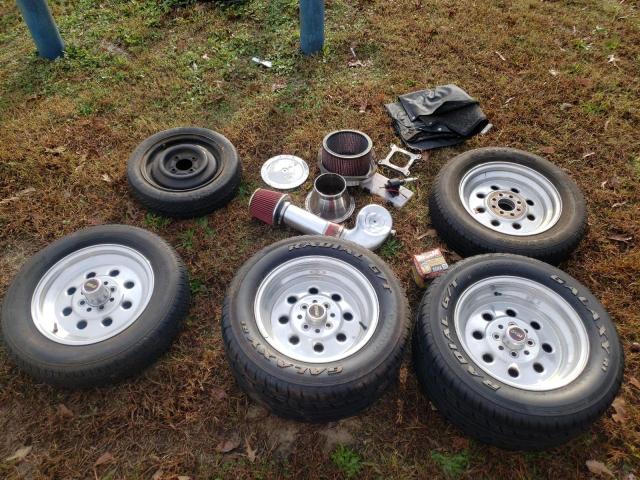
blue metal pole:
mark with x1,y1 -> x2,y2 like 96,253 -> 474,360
299,0 -> 324,55
16,0 -> 64,59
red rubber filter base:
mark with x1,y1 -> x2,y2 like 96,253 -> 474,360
249,188 -> 287,225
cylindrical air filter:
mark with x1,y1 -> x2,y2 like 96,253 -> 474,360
321,130 -> 374,177
249,188 -> 288,225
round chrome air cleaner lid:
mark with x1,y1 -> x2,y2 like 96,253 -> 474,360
261,155 -> 310,190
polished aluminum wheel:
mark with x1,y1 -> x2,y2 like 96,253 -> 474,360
31,245 -> 154,345
454,276 -> 589,391
254,256 -> 379,363
458,162 -> 562,236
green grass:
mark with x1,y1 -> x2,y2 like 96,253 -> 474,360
144,212 -> 172,229
379,237 -> 403,259
331,445 -> 363,479
431,450 -> 470,479
178,227 -> 196,250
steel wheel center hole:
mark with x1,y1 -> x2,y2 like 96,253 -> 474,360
497,198 -> 516,211
175,158 -> 193,171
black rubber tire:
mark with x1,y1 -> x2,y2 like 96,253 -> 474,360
0,225 -> 190,388
222,236 -> 411,422
413,254 -> 623,450
429,147 -> 587,264
127,127 -> 242,218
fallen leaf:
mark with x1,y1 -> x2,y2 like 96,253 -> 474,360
611,201 -> 627,208
586,460 -> 615,478
151,469 -> 164,480
44,146 -> 66,155
57,403 -> 74,418
540,146 -> 556,154
5,445 -> 32,462
560,102 -> 573,110
549,68 -> 559,76
101,174 -> 113,183
629,377 -> 640,390
608,234 -> 632,243
348,59 -> 372,68
245,438 -> 257,462
201,53 -> 209,60
611,397 -> 627,424
94,452 -> 114,467
216,435 -> 241,453
0,187 -> 36,206
417,229 -> 438,240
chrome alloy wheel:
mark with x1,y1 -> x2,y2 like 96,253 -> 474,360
458,162 -> 562,236
31,244 -> 154,345
254,256 -> 379,363
454,276 -> 589,391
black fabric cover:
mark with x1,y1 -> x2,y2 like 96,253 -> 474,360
386,84 -> 489,150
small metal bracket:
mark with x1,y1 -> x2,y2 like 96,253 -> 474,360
378,144 -> 421,177
361,173 -> 414,209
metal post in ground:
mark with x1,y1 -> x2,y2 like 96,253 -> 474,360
15,0 -> 64,59
299,0 -> 324,55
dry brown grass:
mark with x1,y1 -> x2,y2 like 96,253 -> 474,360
0,0 -> 639,478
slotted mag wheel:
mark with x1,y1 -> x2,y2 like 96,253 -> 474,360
254,256 -> 379,363
458,162 -> 562,236
454,275 -> 589,391
31,244 -> 154,345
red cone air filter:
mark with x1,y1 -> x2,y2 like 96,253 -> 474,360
249,188 -> 288,225
321,130 -> 374,176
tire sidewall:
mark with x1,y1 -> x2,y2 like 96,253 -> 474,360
419,254 -> 621,414
224,236 -> 408,386
434,147 -> 586,250
1,225 -> 187,369
127,127 -> 240,202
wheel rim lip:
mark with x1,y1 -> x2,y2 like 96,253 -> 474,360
458,161 -> 563,236
253,256 -> 379,364
140,134 -> 221,192
31,244 -> 154,346
453,275 -> 589,391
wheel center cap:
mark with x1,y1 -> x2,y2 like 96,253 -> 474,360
81,278 -> 110,306
306,304 -> 327,326
503,325 -> 527,349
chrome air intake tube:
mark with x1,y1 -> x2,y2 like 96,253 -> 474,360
249,189 -> 393,250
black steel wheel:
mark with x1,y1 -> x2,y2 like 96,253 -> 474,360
127,127 -> 241,218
